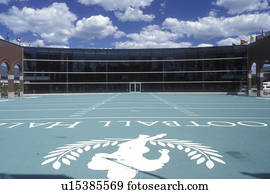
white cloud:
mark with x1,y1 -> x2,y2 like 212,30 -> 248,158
0,34 -> 4,40
11,39 -> 70,48
0,3 -> 77,46
77,0 -> 153,11
114,25 -> 192,49
160,1 -> 166,14
163,13 -> 270,40
214,0 -> 269,14
114,7 -> 155,22
78,0 -> 155,22
197,43 -> 214,47
217,37 -> 240,46
217,35 -> 253,46
31,39 -> 45,47
0,3 -> 126,47
30,39 -> 69,48
115,40 -> 191,49
113,31 -> 126,39
74,15 -> 123,40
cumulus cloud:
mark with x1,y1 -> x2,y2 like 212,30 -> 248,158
114,25 -> 192,49
28,39 -> 70,48
197,43 -> 214,47
11,39 -> 70,48
74,15 -> 124,40
214,0 -> 269,14
0,3 -> 77,46
162,13 -> 270,40
77,0 -> 153,11
217,35 -> 253,46
0,34 -> 4,40
217,37 -> 240,46
114,7 -> 155,22
78,0 -> 155,22
0,3 -> 126,47
113,31 -> 126,39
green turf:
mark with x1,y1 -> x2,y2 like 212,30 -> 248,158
0,93 -> 270,179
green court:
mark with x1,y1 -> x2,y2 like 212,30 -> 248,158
0,93 -> 270,179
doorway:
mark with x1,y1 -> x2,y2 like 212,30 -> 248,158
129,82 -> 141,93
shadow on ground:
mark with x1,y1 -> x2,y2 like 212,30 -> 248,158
0,173 -> 72,179
241,172 -> 270,179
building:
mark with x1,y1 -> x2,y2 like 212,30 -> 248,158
1,37 -> 268,97
0,40 -> 23,98
22,45 -> 247,94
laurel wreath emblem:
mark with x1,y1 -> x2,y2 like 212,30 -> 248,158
41,137 -> 225,170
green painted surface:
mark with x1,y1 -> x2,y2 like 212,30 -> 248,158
0,94 -> 270,179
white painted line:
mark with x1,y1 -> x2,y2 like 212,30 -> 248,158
186,107 -> 270,110
106,102 -> 164,104
96,107 -> 171,110
0,108 -> 87,112
69,93 -> 121,117
256,97 -> 270,100
151,94 -> 200,117
23,97 -> 39,99
0,99 -> 14,102
8,107 -> 270,112
1,117 -> 270,121
0,100 -> 9,102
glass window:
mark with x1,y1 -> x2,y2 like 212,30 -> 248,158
0,62 -> 8,80
23,45 -> 247,93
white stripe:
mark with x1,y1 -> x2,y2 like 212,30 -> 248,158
96,107 -> 171,110
151,94 -> 199,117
1,107 -> 270,112
0,117 -> 269,121
69,93 -> 121,117
187,107 -> 270,109
0,100 -> 9,102
256,97 -> 270,100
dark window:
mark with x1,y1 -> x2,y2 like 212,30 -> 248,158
23,46 -> 248,93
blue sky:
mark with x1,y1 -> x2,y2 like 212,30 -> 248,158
0,0 -> 270,48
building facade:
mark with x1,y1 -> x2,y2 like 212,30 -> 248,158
23,45 -> 248,94
248,33 -> 270,96
0,40 -> 23,98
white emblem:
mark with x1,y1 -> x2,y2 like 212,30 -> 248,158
41,133 -> 226,179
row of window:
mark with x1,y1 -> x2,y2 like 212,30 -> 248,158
24,82 -> 246,94
23,46 -> 247,60
24,71 -> 247,82
24,59 -> 247,72
22,46 -> 248,93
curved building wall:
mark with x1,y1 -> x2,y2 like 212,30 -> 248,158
23,46 -> 248,94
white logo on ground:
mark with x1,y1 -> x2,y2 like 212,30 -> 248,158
41,133 -> 226,179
